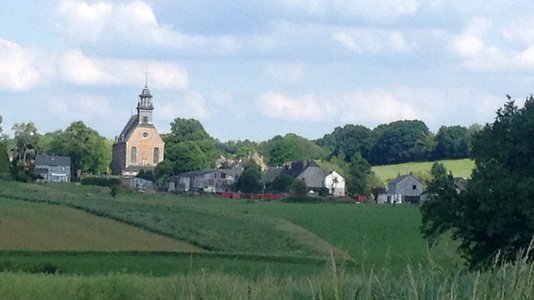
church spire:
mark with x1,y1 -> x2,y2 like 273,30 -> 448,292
137,82 -> 154,124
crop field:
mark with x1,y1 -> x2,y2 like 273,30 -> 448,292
0,181 -> 461,275
372,158 -> 475,182
0,197 -> 201,252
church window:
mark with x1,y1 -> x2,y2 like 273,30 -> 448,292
153,147 -> 160,164
143,116 -> 148,123
131,147 -> 137,164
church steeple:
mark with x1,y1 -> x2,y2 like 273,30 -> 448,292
137,84 -> 154,124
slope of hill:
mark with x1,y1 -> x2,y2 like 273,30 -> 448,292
372,159 -> 475,183
0,197 -> 202,252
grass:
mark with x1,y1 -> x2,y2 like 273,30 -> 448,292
0,197 -> 201,252
0,256 -> 533,299
372,158 -> 475,182
0,181 -> 461,274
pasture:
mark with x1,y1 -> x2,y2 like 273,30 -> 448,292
372,158 -> 475,182
0,181 -> 460,275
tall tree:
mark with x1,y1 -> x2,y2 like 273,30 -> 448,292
346,153 -> 373,196
12,122 -> 39,163
317,124 -> 372,162
234,160 -> 263,193
369,120 -> 435,165
49,121 -> 109,179
158,118 -> 219,179
434,125 -> 470,159
260,133 -> 328,166
421,96 -> 534,268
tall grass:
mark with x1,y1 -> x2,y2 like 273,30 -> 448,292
1,255 -> 533,300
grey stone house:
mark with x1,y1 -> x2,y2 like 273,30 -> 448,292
34,153 -> 71,182
383,174 -> 424,204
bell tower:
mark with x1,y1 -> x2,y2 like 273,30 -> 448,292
137,84 -> 153,124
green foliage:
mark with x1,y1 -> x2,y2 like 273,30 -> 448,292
136,169 -> 155,182
270,173 -> 294,193
235,161 -> 263,193
260,133 -> 328,166
158,118 -> 218,179
434,125 -> 470,159
0,142 -> 11,180
421,97 -> 534,268
48,121 -> 110,179
369,120 -> 435,165
290,179 -> 307,197
219,139 -> 258,159
346,153 -> 373,196
317,124 -> 372,162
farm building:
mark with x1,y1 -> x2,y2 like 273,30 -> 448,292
169,169 -> 239,193
34,153 -> 71,183
262,160 -> 346,196
379,174 -> 424,204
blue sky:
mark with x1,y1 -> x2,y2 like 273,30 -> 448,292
1,0 -> 534,141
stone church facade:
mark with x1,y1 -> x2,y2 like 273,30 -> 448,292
112,85 -> 165,177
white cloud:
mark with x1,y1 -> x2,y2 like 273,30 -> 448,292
54,0 -> 242,54
158,91 -> 214,123
274,0 -> 419,22
0,38 -> 42,91
264,63 -> 306,84
333,29 -> 417,53
59,50 -> 188,89
260,92 -> 336,121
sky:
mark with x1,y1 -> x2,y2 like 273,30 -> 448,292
1,0 -> 534,142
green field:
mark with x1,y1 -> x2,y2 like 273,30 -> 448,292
372,159 -> 475,182
3,180 -> 529,299
0,181 -> 460,274
0,197 -> 201,252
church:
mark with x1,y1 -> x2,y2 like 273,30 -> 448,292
112,85 -> 165,177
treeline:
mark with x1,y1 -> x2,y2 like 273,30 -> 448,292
0,113 -> 478,184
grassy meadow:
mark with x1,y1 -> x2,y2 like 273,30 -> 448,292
372,159 -> 475,182
0,197 -> 201,252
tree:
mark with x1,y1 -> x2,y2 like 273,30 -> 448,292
234,161 -> 263,193
369,120 -> 435,165
270,173 -> 294,193
346,153 -> 373,196
317,124 -> 373,162
290,179 -> 308,197
434,126 -> 470,159
260,133 -> 328,166
0,116 -> 9,179
421,96 -> 534,268
49,121 -> 109,180
11,122 -> 39,181
157,118 -> 219,180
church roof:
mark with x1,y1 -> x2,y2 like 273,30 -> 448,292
116,114 -> 155,143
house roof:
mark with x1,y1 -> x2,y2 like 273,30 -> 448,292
175,169 -> 239,178
297,166 -> 329,188
35,153 -> 71,167
261,167 -> 283,183
388,174 -> 421,187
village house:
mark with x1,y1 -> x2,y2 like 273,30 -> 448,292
34,153 -> 71,183
262,160 -> 346,196
169,169 -> 239,193
111,84 -> 165,177
378,174 -> 424,204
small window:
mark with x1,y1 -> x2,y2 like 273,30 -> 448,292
153,147 -> 160,164
131,147 -> 137,164
143,116 -> 148,123
412,185 -> 417,190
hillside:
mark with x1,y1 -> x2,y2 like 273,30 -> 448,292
372,159 -> 475,183
0,197 -> 202,252
0,181 -> 460,272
